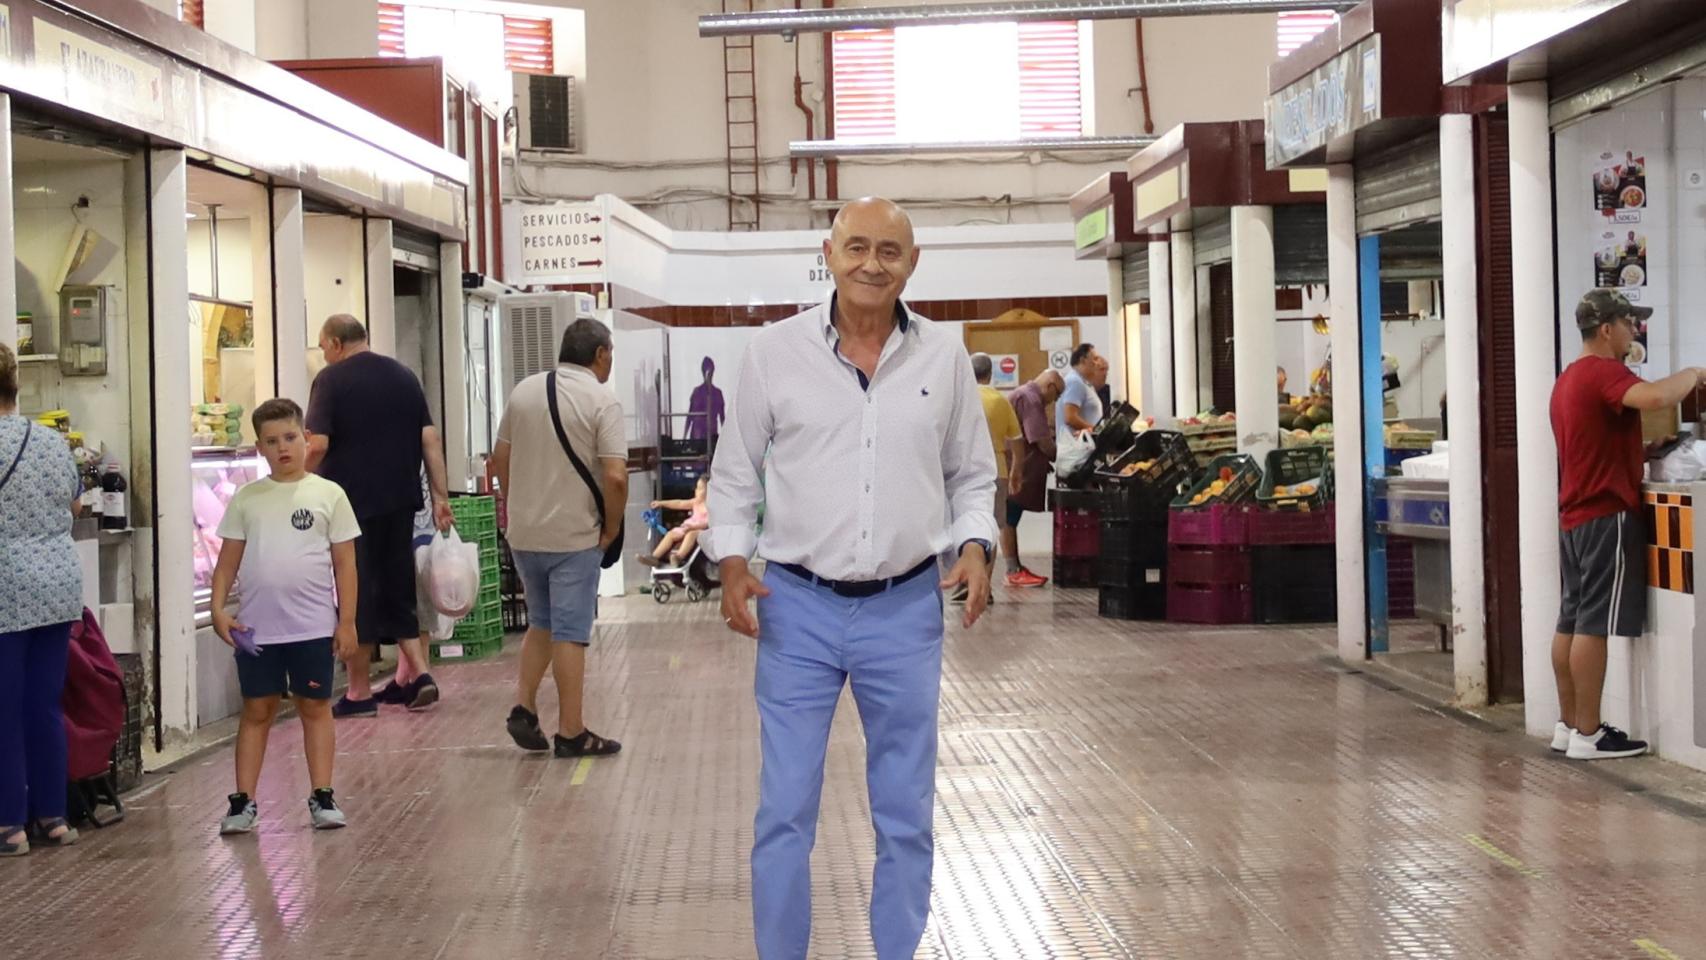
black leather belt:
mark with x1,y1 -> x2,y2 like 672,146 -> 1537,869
776,557 -> 936,598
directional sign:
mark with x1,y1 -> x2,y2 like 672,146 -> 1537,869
517,201 -> 608,281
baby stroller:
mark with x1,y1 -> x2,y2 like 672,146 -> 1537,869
642,508 -> 721,604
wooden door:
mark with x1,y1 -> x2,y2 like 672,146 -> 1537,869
1208,263 -> 1235,413
962,309 -> 1079,386
1476,109 -> 1523,702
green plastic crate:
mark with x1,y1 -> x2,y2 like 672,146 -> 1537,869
449,613 -> 504,644
450,496 -> 496,520
454,512 -> 497,544
460,595 -> 504,629
430,635 -> 502,663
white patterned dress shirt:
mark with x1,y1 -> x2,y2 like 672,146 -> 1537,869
705,297 -> 998,581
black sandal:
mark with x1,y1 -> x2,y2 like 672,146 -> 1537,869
553,729 -> 622,758
0,826 -> 27,857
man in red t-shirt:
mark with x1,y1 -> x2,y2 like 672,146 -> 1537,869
1551,289 -> 1704,760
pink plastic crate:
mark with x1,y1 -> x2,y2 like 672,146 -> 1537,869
1054,514 -> 1101,558
1168,504 -> 1252,546
1248,506 -> 1335,546
1166,544 -> 1251,586
1167,582 -> 1254,624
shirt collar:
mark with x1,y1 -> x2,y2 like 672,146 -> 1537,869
820,291 -> 911,346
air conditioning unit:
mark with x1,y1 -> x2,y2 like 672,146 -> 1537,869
498,291 -> 598,393
513,73 -> 578,153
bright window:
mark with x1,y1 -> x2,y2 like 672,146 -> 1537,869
1277,11 -> 1337,58
831,21 -> 1086,142
377,2 -> 557,103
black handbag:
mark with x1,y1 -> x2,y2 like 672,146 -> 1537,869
544,371 -> 625,569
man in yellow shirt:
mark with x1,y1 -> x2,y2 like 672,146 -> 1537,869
961,353 -> 1024,604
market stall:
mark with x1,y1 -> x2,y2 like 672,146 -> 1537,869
0,0 -> 469,745
1443,0 -> 1706,766
1264,0 -> 1522,705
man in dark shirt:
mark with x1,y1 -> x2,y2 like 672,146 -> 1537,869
1550,289 -> 1704,760
306,315 -> 453,717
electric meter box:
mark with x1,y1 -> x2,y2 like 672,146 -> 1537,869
59,285 -> 108,377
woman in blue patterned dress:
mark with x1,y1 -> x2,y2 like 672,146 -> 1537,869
0,343 -> 85,856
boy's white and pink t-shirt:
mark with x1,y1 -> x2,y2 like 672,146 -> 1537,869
217,475 -> 362,645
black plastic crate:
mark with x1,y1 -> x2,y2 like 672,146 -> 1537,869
1099,516 -> 1169,565
1096,429 -> 1192,489
1097,553 -> 1166,590
1257,446 -> 1333,512
1054,556 -> 1097,589
1099,582 -> 1169,621
1251,544 -> 1336,594
1254,584 -> 1338,623
1099,484 -> 1183,525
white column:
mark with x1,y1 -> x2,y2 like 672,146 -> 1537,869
0,96 -> 15,347
132,149 -> 197,740
1232,205 -> 1279,458
440,241 -> 470,492
1104,259 -> 1128,403
365,217 -> 397,355
268,188 -> 310,404
1510,81 -> 1562,736
1147,239 -> 1175,421
1171,230 -> 1198,414
1328,164 -> 1366,664
1440,114 -> 1489,707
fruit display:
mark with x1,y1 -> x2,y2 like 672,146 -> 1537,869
192,402 -> 246,448
1383,421 -> 1435,450
1180,410 -> 1237,435
1117,459 -> 1155,477
1180,461 -> 1258,508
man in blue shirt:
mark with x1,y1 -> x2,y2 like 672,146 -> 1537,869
1056,342 -> 1105,445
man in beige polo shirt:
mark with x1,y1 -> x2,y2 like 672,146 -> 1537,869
489,318 -> 627,759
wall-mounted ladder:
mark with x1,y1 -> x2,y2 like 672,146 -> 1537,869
722,0 -> 761,230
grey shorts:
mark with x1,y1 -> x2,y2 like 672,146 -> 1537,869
1557,510 -> 1647,638
512,548 -> 602,645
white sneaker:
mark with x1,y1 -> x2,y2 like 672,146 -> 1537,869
1566,723 -> 1649,761
1550,721 -> 1572,753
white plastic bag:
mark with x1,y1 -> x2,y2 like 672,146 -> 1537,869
1653,440 -> 1706,483
415,548 -> 457,640
428,528 -> 481,620
1054,431 -> 1096,478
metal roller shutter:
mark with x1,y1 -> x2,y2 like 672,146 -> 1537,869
1355,131 -> 1441,235
1274,205 -> 1329,285
1121,244 -> 1149,304
1193,213 -> 1232,266
1377,222 -> 1443,281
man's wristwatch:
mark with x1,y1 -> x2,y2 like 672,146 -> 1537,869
960,539 -> 992,559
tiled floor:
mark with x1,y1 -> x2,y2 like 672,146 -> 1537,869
9,579 -> 1706,959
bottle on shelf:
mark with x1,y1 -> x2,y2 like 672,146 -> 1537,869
100,463 -> 128,531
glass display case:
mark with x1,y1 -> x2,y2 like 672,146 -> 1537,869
192,447 -> 268,619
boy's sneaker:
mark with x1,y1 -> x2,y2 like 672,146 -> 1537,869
373,681 -> 411,705
1566,723 -> 1649,760
332,696 -> 378,719
506,705 -> 551,752
407,675 -> 441,711
1550,721 -> 1572,752
308,789 -> 347,830
220,793 -> 258,835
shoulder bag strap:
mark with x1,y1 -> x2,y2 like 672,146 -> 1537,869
0,420 -> 31,494
544,370 -> 609,524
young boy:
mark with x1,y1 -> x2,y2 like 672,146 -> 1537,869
211,398 -> 362,834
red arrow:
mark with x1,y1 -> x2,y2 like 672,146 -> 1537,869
589,236 -> 603,243
580,259 -> 604,268
589,215 -> 604,223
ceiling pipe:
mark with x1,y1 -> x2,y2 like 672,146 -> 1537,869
791,135 -> 1155,158
701,0 -> 1355,36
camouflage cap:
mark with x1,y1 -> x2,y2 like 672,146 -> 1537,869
1576,288 -> 1653,330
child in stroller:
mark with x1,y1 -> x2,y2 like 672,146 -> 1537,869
638,476 -> 720,603
638,474 -> 709,568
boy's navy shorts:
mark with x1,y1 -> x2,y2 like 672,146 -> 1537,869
236,638 -> 335,700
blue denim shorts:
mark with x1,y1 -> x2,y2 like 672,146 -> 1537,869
511,548 -> 602,644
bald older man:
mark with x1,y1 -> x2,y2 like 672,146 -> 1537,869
707,198 -> 997,960
1004,367 -> 1065,587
